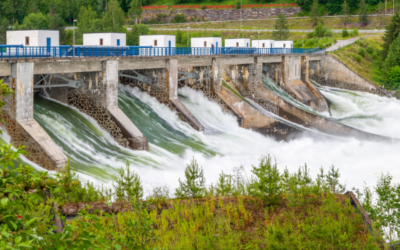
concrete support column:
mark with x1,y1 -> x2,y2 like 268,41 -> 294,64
247,57 -> 263,91
212,57 -> 223,93
165,58 -> 204,131
1,62 -> 68,170
102,60 -> 149,150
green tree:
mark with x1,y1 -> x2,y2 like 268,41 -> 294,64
0,18 -> 10,44
0,0 -> 28,23
127,23 -> 149,45
215,171 -> 234,197
175,158 -> 206,199
113,164 -> 143,201
19,13 -> 50,29
76,7 -> 102,44
248,156 -> 282,206
273,14 -> 289,40
341,0 -> 350,27
310,0 -> 320,26
359,0 -> 368,26
176,29 -> 183,46
387,66 -> 400,89
314,21 -> 326,37
102,0 -> 125,32
294,0 -> 313,12
129,0 -> 143,24
384,35 -> 400,88
326,0 -> 344,15
382,13 -> 400,60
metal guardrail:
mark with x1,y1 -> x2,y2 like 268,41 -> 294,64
0,46 -> 325,60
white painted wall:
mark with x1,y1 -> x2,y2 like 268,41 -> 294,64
83,33 -> 126,46
273,41 -> 293,48
225,38 -> 251,48
252,40 -> 274,48
7,30 -> 59,46
191,37 -> 222,48
139,35 -> 176,47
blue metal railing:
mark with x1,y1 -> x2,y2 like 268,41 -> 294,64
0,46 -> 325,60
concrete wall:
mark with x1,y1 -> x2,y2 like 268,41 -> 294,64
141,7 -> 301,23
191,37 -> 222,48
83,33 -> 126,46
225,39 -> 250,48
310,54 -> 390,97
7,30 -> 59,46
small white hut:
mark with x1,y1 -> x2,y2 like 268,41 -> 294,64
191,37 -> 222,48
252,40 -> 274,49
273,41 -> 293,49
225,38 -> 251,48
139,35 -> 176,48
7,30 -> 59,46
83,33 -> 126,46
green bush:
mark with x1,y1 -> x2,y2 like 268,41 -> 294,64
307,32 -> 315,38
325,29 -> 333,37
172,13 -> 186,23
350,28 -> 359,36
355,54 -> 362,62
366,45 -> 374,54
175,158 -> 206,198
342,28 -> 349,38
201,4 -> 206,10
387,65 -> 400,89
358,47 -> 366,57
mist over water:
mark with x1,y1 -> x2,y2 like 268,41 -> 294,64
28,83 -> 400,195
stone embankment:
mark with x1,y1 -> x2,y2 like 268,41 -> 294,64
141,7 -> 301,23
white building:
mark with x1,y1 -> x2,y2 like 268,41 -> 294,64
139,35 -> 176,48
224,38 -> 251,48
7,30 -> 59,47
83,33 -> 126,46
273,41 -> 293,49
252,40 -> 274,49
191,37 -> 222,48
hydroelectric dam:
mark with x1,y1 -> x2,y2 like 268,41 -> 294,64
0,46 -> 399,192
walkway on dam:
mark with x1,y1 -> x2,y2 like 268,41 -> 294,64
147,28 -> 386,34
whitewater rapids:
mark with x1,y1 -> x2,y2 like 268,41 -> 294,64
26,84 -> 400,195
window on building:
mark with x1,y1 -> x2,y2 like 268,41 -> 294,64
99,38 -> 103,46
236,42 -> 239,47
204,41 -> 207,47
283,44 -> 286,48
262,43 -> 265,48
154,40 -> 157,47
25,37 -> 29,46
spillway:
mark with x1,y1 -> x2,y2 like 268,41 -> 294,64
28,83 -> 400,195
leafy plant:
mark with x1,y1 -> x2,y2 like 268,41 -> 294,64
359,47 -> 366,57
342,28 -> 350,38
215,171 -> 234,197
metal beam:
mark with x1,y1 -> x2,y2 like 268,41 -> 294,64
34,74 -> 83,89
178,71 -> 200,81
118,70 -> 151,84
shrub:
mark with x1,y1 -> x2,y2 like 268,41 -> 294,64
307,32 -> 315,38
215,171 -> 235,197
350,28 -> 359,36
387,65 -> 400,89
201,4 -> 206,10
325,29 -> 333,37
314,21 -> 326,38
358,47 -> 366,57
366,45 -> 374,54
172,13 -> 186,23
236,0 -> 241,9
355,54 -> 362,62
342,28 -> 349,38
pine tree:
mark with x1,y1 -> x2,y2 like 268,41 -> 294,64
127,23 -> 149,45
341,0 -> 350,28
175,158 -> 206,199
113,164 -> 143,201
273,14 -> 289,40
310,0 -> 320,26
382,13 -> 400,60
359,0 -> 368,26
215,171 -> 234,197
325,166 -> 346,193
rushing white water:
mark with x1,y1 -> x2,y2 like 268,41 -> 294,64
24,83 -> 400,196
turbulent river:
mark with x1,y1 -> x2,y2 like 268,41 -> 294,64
23,80 -> 400,194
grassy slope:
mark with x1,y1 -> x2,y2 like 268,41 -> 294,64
151,15 -> 389,30
330,36 -> 384,86
148,0 -> 295,6
67,195 -> 381,249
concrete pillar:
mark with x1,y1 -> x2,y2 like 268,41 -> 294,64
247,57 -> 263,91
1,62 -> 68,170
212,57 -> 223,93
165,58 -> 204,131
102,60 -> 149,150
